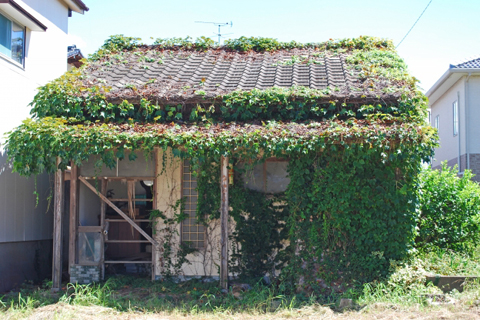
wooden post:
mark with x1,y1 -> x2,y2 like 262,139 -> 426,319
152,147 -> 160,281
68,163 -> 78,271
220,156 -> 229,290
100,179 -> 107,280
52,157 -> 64,292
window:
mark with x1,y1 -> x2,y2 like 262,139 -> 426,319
241,159 -> 290,194
453,101 -> 458,136
181,160 -> 204,248
434,115 -> 439,131
0,12 -> 25,65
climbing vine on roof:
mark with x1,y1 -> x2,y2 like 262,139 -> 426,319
4,35 -> 439,287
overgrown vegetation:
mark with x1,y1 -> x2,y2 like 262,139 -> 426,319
417,163 -> 480,254
4,35 -> 438,287
1,249 -> 480,318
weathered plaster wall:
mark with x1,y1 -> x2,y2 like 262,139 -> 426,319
154,150 -> 232,278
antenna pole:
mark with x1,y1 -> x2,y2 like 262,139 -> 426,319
195,21 -> 233,45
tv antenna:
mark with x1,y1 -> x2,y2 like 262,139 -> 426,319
195,21 -> 233,45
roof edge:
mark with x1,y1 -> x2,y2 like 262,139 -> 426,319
62,0 -> 88,14
0,0 -> 47,31
426,68 -> 480,105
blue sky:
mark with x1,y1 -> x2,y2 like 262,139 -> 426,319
68,0 -> 480,92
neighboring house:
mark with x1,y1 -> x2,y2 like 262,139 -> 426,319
5,37 -> 433,290
426,57 -> 480,181
0,0 -> 88,293
67,44 -> 84,69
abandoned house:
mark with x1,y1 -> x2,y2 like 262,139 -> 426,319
5,36 -> 435,291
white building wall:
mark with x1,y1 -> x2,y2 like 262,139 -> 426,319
466,76 -> 480,154
430,78 -> 465,169
0,0 -> 70,244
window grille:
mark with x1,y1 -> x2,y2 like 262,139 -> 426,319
181,160 -> 204,248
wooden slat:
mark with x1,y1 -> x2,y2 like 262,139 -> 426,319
78,226 -> 102,233
78,176 -> 159,247
52,157 -> 64,292
220,155 -> 229,289
104,261 -> 152,264
105,219 -> 151,223
127,180 -> 135,219
105,240 -> 150,243
108,198 -> 153,202
81,176 -> 155,181
68,163 -> 78,270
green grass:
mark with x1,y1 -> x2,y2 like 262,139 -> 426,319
1,249 -> 480,318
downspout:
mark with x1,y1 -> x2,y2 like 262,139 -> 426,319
465,73 -> 472,170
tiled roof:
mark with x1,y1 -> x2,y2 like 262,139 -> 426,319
451,56 -> 480,69
68,45 -> 85,68
79,46 -> 401,105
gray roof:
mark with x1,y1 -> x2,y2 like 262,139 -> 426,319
88,49 -> 350,100
451,57 -> 480,69
79,46 -> 402,105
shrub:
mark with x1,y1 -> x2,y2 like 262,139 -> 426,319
417,163 -> 480,253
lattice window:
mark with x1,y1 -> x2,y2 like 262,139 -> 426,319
181,160 -> 204,248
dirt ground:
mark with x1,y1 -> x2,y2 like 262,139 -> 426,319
2,303 -> 480,320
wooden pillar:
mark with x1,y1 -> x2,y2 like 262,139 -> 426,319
52,157 -> 64,292
100,178 -> 107,280
68,163 -> 78,271
153,147 -> 161,281
220,156 -> 229,289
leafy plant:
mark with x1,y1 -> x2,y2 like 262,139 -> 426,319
417,163 -> 480,253
149,199 -> 197,278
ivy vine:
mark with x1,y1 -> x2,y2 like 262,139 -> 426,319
4,35 -> 439,287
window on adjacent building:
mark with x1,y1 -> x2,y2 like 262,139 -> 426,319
434,115 -> 439,131
181,160 -> 204,248
0,12 -> 25,65
453,101 -> 458,136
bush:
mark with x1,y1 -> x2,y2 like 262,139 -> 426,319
417,163 -> 480,253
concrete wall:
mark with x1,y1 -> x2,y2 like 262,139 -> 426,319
0,0 -> 73,292
0,239 -> 52,293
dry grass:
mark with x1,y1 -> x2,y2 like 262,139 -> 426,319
2,302 -> 480,320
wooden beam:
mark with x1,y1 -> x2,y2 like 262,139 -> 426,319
81,176 -> 156,181
78,226 -> 102,233
100,179 -> 107,280
68,163 -> 78,271
52,157 -> 64,292
78,176 -> 159,247
220,156 -> 229,290
152,147 -> 160,281
105,260 -> 152,264
105,240 -> 150,243
107,198 -> 153,202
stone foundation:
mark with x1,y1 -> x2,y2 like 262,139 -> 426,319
70,265 -> 100,284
